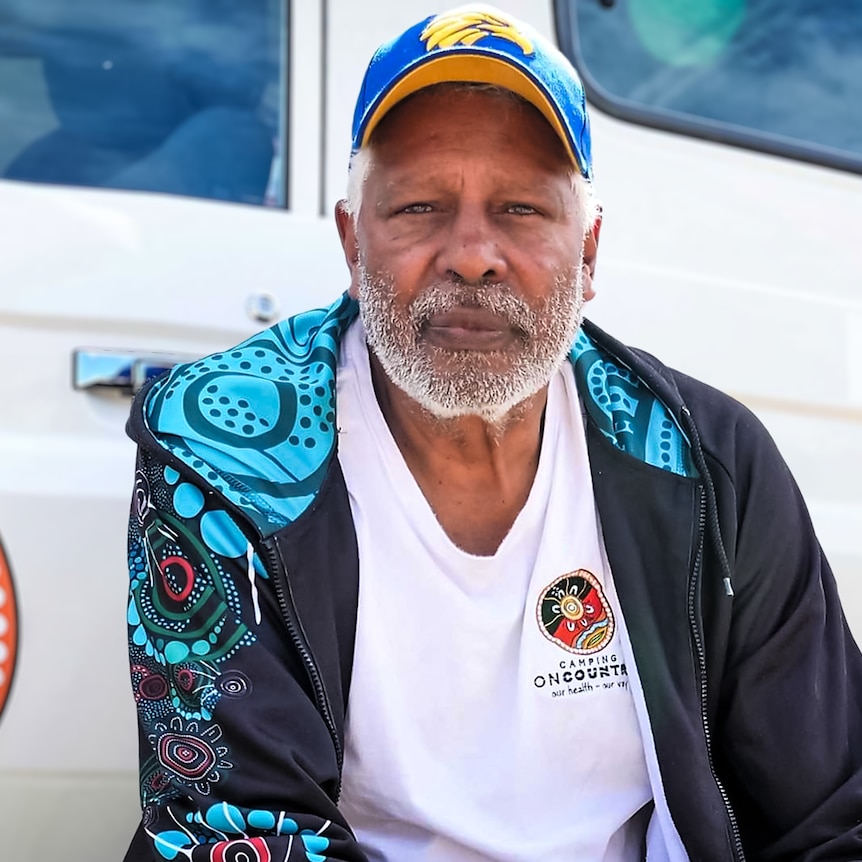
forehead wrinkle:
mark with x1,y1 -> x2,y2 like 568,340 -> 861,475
370,153 -> 571,196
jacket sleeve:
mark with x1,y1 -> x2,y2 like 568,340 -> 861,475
124,445 -> 368,862
705,399 -> 862,861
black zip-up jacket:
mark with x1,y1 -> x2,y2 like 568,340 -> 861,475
124,295 -> 862,861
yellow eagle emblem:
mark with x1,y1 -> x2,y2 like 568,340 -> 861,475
420,9 -> 534,55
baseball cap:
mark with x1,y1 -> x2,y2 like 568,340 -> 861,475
351,5 -> 593,180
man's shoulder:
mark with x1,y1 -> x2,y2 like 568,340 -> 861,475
127,294 -> 359,535
579,320 -> 780,480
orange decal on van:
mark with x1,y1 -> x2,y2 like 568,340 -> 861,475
0,540 -> 17,721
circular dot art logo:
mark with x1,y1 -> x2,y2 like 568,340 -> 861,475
537,569 -> 614,654
0,540 -> 18,720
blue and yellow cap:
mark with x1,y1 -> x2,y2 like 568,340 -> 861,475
351,5 -> 593,180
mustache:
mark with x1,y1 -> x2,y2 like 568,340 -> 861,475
408,282 -> 537,337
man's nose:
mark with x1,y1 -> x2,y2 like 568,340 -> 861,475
436,208 -> 508,284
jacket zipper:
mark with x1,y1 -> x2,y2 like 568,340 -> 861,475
689,487 -> 746,862
263,540 -> 345,802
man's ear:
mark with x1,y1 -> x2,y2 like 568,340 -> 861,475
335,201 -> 361,298
581,211 -> 602,303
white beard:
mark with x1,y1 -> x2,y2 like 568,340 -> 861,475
357,263 -> 585,423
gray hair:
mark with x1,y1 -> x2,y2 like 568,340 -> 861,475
345,145 -> 374,223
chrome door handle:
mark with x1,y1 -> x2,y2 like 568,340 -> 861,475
73,349 -> 197,394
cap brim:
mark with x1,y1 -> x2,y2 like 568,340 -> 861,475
357,52 -> 585,175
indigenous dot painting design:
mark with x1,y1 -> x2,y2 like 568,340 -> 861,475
129,467 -> 255,674
570,328 -> 696,478
143,800 -> 334,861
145,716 -> 233,798
0,538 -> 17,721
538,570 -> 614,655
129,451 -> 266,809
145,294 -> 359,537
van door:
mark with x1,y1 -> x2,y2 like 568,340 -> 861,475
0,1 -> 343,859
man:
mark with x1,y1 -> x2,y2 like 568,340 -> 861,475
123,6 -> 862,861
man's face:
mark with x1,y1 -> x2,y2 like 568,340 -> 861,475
338,87 -> 594,422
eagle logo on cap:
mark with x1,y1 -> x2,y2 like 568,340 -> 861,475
420,8 -> 534,55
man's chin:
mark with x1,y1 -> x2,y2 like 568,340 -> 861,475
422,344 -> 521,372
367,334 -> 566,425
388,367 -> 547,426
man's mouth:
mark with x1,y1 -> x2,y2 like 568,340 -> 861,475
421,308 -> 518,351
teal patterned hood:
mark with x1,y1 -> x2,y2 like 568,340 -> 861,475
144,293 -> 695,538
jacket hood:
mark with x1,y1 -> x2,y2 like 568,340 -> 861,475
130,294 -> 699,540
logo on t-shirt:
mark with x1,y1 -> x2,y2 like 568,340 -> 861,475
537,570 -> 614,654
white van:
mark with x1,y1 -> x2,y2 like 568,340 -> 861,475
1,1 -> 860,859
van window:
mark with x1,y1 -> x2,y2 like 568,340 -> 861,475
0,0 -> 285,205
555,0 -> 862,173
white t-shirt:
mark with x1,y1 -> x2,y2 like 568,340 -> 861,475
336,319 -> 652,862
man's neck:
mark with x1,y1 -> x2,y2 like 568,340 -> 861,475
368,352 -> 548,556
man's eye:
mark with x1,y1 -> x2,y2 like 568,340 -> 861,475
399,203 -> 434,214
508,203 -> 538,215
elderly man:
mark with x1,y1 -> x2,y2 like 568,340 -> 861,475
123,6 -> 862,861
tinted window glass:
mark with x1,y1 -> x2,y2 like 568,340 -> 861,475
0,0 -> 285,205
557,0 -> 862,171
